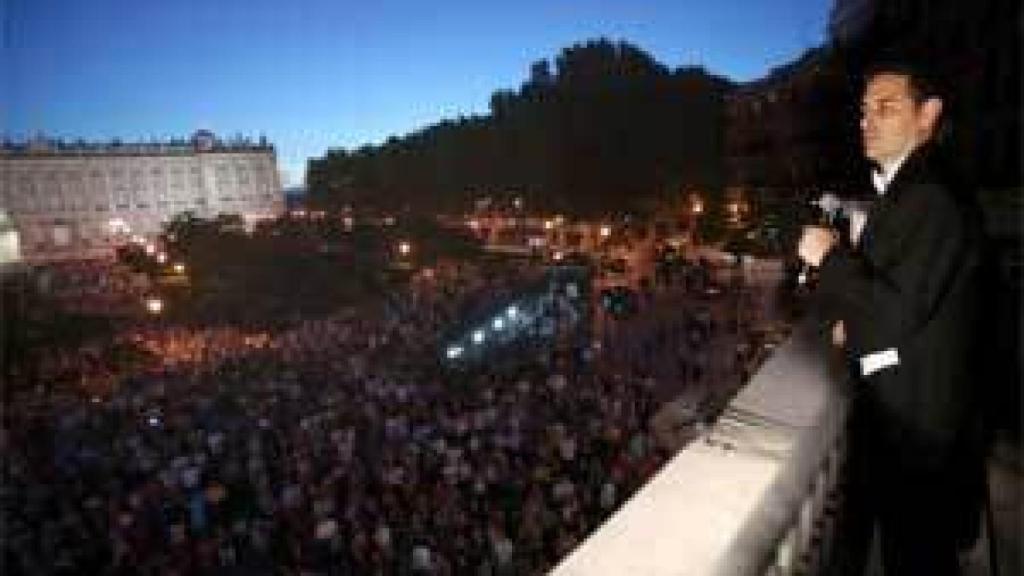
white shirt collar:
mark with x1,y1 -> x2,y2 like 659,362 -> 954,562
871,147 -> 914,195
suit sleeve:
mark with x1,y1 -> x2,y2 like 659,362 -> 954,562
816,183 -> 967,359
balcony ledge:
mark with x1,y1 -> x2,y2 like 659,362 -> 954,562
553,318 -> 850,576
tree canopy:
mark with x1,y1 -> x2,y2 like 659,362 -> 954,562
307,39 -> 734,217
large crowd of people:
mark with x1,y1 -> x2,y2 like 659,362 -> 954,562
32,259 -> 151,317
3,258 -> 676,575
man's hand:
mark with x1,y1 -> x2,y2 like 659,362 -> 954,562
798,226 -> 838,268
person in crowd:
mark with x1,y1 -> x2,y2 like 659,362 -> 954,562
3,258 -> 679,574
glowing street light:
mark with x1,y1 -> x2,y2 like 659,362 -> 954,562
145,297 -> 164,314
599,225 -> 612,238
492,317 -> 505,331
144,243 -> 156,256
472,329 -> 486,344
398,241 -> 412,257
446,345 -> 464,359
506,305 -> 518,319
543,219 -> 554,230
107,218 -> 129,234
173,263 -> 186,274
156,252 -> 167,264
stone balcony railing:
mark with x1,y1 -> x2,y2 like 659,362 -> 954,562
553,318 -> 851,576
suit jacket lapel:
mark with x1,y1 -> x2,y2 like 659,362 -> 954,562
858,189 -> 895,255
858,146 -> 933,255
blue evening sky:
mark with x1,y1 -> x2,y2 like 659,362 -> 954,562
3,0 -> 830,185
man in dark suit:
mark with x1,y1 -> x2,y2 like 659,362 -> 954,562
797,60 -> 984,574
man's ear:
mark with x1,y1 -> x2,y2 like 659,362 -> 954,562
918,96 -> 944,137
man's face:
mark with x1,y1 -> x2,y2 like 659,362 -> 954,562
860,73 -> 938,167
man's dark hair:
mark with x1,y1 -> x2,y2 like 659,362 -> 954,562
863,56 -> 945,105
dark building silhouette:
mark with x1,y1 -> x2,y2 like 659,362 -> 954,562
827,0 -> 875,43
724,48 -> 857,196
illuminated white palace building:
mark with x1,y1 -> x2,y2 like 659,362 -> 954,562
0,130 -> 283,263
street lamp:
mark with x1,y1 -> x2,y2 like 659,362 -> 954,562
173,263 -> 186,274
687,195 -> 705,247
599,225 -> 612,238
398,241 -> 412,257
145,297 -> 164,314
107,218 -> 129,236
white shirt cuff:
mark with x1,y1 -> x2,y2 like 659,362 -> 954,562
860,348 -> 900,376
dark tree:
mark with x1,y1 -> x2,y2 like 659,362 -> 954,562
307,38 -> 733,217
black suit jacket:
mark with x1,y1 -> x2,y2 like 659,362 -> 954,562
817,145 -> 983,451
